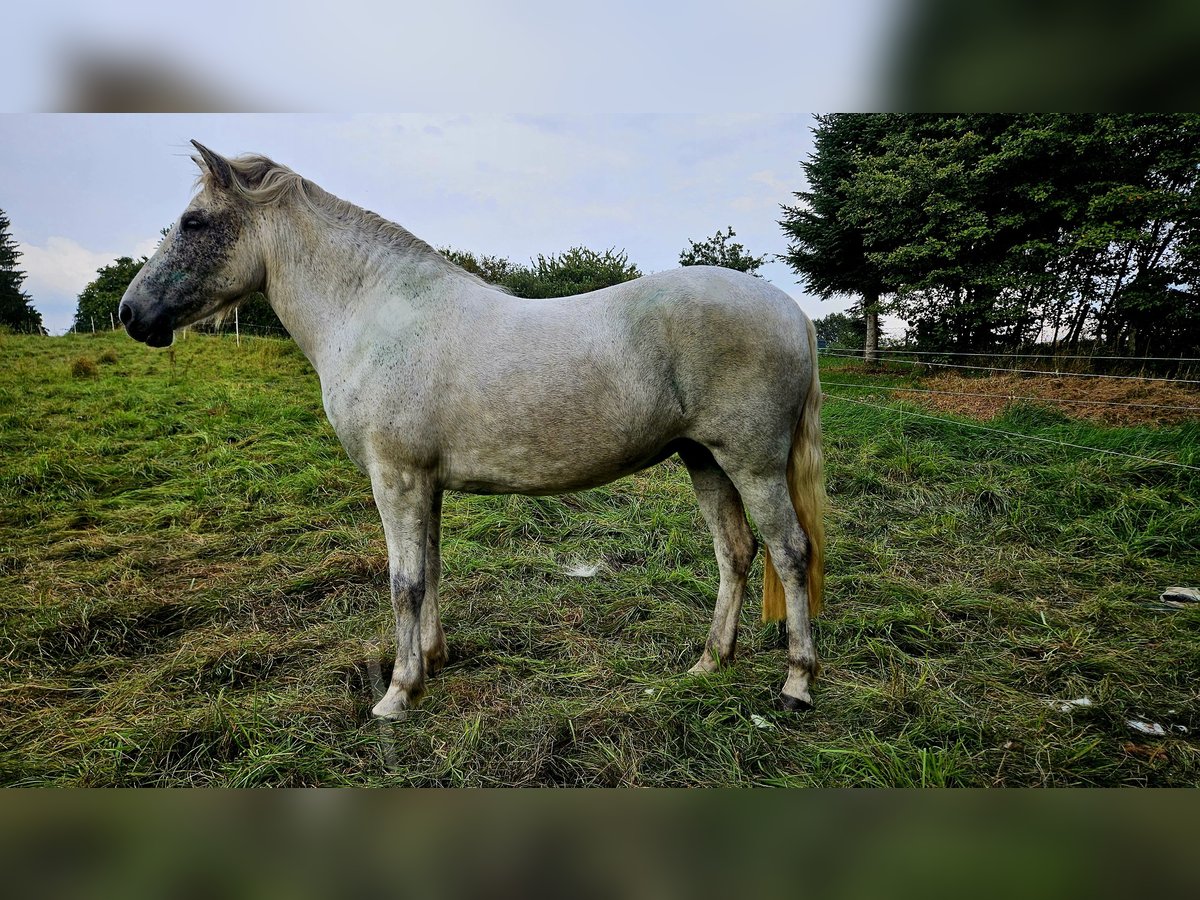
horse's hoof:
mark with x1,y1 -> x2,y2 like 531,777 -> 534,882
372,684 -> 417,720
371,702 -> 410,722
780,692 -> 814,712
688,648 -> 726,675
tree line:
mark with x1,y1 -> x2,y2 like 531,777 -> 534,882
782,113 -> 1200,359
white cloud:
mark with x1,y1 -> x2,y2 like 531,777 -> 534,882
18,235 -> 116,297
17,235 -> 158,335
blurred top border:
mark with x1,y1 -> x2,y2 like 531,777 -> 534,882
12,0 -> 1198,113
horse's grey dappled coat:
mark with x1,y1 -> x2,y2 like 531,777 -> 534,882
120,141 -> 827,719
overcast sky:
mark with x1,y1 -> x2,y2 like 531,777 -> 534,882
0,113 -> 870,335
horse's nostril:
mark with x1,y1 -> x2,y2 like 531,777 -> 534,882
118,304 -> 133,325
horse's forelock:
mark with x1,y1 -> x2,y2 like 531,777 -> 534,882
194,153 -> 299,203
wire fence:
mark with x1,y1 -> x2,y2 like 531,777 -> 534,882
826,346 -> 1200,364
820,351 -> 1200,385
820,344 -> 1200,473
60,319 -> 292,339
185,321 -> 292,338
823,381 -> 1200,414
40,316 -> 1200,471
825,393 -> 1200,472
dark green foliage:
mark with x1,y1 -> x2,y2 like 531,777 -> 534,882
74,256 -> 144,332
678,227 -> 767,276
439,248 -> 523,286
781,115 -> 894,357
780,115 -> 893,302
783,114 -> 1200,357
0,210 -> 45,335
504,247 -> 642,299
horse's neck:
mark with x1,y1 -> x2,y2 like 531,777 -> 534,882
261,213 -> 441,371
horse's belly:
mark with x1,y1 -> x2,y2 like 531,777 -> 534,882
441,436 -> 680,495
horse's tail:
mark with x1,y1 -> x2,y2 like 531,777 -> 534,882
762,314 -> 826,622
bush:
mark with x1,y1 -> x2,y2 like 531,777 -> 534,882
503,247 -> 642,298
440,245 -> 643,299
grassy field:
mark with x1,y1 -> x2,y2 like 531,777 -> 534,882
2,330 -> 1198,786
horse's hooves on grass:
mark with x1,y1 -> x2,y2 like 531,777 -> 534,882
371,685 -> 420,721
780,692 -> 813,712
370,705 -> 410,723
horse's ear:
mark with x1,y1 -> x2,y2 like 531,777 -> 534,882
190,139 -> 233,191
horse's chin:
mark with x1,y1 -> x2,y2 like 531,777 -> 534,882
144,328 -> 175,348
124,318 -> 175,348
135,299 -> 229,347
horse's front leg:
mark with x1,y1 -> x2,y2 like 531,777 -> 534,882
369,464 -> 433,721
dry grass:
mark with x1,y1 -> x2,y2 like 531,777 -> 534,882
70,356 -> 98,379
899,372 -> 1200,427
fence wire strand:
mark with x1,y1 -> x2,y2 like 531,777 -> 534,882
826,347 -> 1200,363
820,352 -> 1200,385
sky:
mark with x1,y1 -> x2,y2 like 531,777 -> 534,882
0,113 -> 874,336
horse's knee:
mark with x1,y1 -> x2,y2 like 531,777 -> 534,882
391,572 -> 425,616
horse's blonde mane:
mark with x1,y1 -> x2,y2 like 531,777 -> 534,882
195,153 -> 494,287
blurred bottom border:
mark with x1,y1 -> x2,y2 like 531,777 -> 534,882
0,789 -> 1196,899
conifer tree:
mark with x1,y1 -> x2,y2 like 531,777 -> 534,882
0,210 -> 46,334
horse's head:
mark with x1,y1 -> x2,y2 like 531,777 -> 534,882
119,140 -> 266,347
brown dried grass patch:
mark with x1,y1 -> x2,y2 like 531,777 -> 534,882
898,373 -> 1200,426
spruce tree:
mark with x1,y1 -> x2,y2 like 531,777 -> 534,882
780,114 -> 894,360
0,209 -> 46,334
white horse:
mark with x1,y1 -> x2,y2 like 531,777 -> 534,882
120,141 -> 827,719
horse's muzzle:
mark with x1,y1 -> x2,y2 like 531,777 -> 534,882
118,299 -> 174,348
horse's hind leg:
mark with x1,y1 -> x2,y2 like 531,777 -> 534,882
421,491 -> 449,676
680,444 -> 757,674
721,465 -> 819,710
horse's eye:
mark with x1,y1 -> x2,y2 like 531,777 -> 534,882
182,216 -> 206,232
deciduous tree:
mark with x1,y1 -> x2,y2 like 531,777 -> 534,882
678,227 -> 766,276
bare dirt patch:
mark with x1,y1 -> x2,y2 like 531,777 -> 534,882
896,373 -> 1200,426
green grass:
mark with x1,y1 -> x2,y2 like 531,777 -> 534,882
2,332 -> 1198,786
